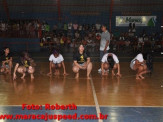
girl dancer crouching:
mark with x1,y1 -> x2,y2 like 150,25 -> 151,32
13,51 -> 35,80
101,53 -> 121,77
47,49 -> 68,76
1,47 -> 12,74
72,44 -> 92,79
130,53 -> 153,80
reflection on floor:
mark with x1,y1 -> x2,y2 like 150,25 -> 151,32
0,62 -> 163,121
0,62 -> 163,106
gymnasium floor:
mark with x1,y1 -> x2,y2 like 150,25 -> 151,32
0,62 -> 163,122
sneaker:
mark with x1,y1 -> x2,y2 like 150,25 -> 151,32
98,68 -> 101,72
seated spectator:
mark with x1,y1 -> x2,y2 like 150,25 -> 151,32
41,23 -> 46,35
78,24 -> 83,32
73,23 -> 78,31
111,37 -> 117,51
46,33 -> 52,42
87,38 -> 93,47
60,34 -> 66,47
92,24 -> 96,31
82,39 -> 87,47
119,33 -> 125,41
67,30 -> 73,37
138,36 -> 144,48
88,31 -> 93,38
68,22 -> 73,30
95,22 -> 101,31
132,28 -> 136,33
53,35 -> 58,44
125,38 -> 130,47
75,31 -> 80,39
45,23 -> 50,32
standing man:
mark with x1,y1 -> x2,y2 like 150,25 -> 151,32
98,25 -> 110,72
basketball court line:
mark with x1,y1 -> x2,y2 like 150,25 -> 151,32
97,105 -> 163,107
90,76 -> 103,122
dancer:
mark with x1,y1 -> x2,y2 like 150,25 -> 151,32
1,47 -> 12,74
47,49 -> 68,76
72,44 -> 92,79
13,51 -> 35,80
130,53 -> 153,80
101,53 -> 121,77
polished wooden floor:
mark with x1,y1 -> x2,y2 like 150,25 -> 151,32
0,62 -> 163,106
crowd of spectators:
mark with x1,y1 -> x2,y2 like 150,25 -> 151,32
112,29 -> 163,53
0,20 -> 48,38
1,20 -> 163,53
41,22 -> 163,53
40,22 -> 102,53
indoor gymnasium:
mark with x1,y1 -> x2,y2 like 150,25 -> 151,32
0,0 -> 163,122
